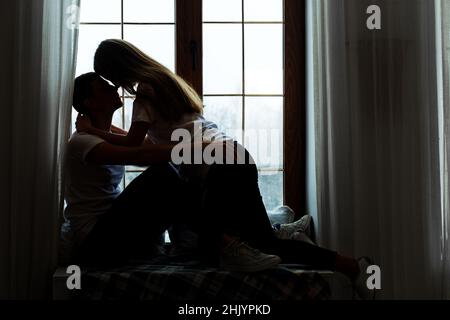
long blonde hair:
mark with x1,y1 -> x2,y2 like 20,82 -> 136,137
94,39 -> 203,122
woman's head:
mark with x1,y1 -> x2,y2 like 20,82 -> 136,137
94,39 -> 203,121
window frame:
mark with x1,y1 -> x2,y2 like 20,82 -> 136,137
284,0 -> 306,217
177,0 -> 306,216
77,0 -> 306,215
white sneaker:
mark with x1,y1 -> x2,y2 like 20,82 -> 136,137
290,231 -> 316,245
274,215 -> 312,239
268,206 -> 296,225
220,240 -> 281,273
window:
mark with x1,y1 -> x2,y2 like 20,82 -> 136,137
74,0 -> 301,214
75,0 -> 176,188
202,0 -> 284,212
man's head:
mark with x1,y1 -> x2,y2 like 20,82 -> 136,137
73,72 -> 123,117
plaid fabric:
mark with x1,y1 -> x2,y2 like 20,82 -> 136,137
75,263 -> 331,301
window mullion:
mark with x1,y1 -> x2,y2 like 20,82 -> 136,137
176,0 -> 203,96
284,0 -> 306,217
241,0 -> 246,147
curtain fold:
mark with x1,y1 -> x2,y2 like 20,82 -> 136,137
0,0 -> 79,299
309,0 -> 446,299
437,0 -> 450,300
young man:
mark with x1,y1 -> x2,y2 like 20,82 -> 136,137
60,72 -> 195,266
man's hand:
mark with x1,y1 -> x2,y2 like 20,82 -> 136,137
76,113 -> 93,133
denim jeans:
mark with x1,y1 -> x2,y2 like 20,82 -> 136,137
200,161 -> 337,270
75,163 -> 201,267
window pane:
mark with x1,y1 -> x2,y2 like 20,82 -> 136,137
245,24 -> 283,94
76,25 -> 122,76
112,108 -> 123,129
126,165 -> 148,172
203,0 -> 242,22
258,171 -> 283,212
125,171 -> 143,186
80,0 -> 121,23
124,98 -> 134,131
245,97 -> 283,169
203,24 -> 243,94
124,0 -> 175,23
71,109 -> 78,134
244,0 -> 283,22
123,25 -> 175,72
203,96 -> 243,143
120,176 -> 125,190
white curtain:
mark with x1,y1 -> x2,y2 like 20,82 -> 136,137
0,0 -> 79,299
308,0 -> 447,299
437,0 -> 450,300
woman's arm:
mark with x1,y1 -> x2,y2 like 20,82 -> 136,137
87,122 -> 149,147
76,114 -> 149,147
85,141 -> 221,166
86,142 -> 177,166
111,125 -> 128,135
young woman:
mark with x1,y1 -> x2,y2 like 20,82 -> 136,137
77,39 -> 365,281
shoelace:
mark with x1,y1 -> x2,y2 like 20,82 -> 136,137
237,242 -> 262,256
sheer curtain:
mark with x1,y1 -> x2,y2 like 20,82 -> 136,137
308,0 -> 447,299
437,0 -> 450,300
0,0 -> 79,299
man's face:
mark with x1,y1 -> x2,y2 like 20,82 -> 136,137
88,78 -> 123,113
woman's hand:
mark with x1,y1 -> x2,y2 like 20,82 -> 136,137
76,113 -> 93,133
110,125 -> 128,135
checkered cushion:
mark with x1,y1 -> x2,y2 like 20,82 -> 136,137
74,263 -> 331,300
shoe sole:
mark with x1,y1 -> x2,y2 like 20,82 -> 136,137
220,256 -> 282,273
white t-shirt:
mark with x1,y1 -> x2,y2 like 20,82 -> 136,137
60,133 -> 125,263
132,83 -> 234,183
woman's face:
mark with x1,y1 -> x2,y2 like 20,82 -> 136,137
96,58 -> 132,90
98,71 -> 120,88
104,71 -> 131,89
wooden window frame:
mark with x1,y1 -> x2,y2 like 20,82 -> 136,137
176,0 -> 306,216
80,0 -> 306,214
176,0 -> 203,95
284,0 -> 306,216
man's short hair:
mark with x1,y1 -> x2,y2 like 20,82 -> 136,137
72,72 -> 101,114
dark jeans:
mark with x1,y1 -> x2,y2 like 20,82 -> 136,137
75,163 -> 201,268
200,160 -> 337,270
75,159 -> 336,270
